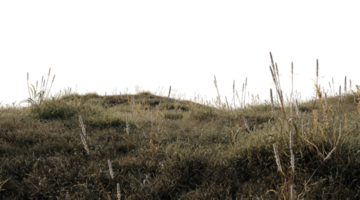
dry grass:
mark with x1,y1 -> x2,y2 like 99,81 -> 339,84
79,79 -> 360,200
1,53 -> 360,199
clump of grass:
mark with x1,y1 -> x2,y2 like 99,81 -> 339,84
1,54 -> 360,199
79,114 -> 131,200
117,55 -> 353,198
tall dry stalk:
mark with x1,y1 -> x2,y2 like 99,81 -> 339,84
78,114 -> 132,200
